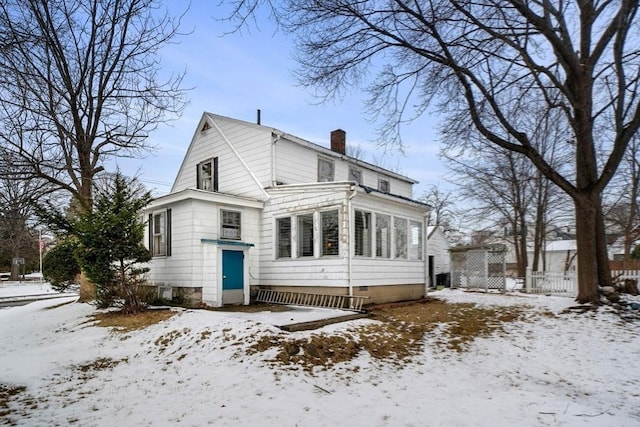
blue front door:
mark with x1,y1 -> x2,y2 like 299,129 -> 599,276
222,250 -> 244,290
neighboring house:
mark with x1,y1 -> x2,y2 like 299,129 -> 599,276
426,226 -> 450,286
143,112 -> 430,307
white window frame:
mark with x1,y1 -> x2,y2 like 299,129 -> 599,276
198,159 -> 213,190
220,209 -> 241,240
152,211 -> 167,257
318,157 -> 335,182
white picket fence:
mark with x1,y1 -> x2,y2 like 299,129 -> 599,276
526,270 -> 577,296
524,269 -> 640,297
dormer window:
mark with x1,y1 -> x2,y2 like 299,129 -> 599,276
318,157 -> 334,182
348,167 -> 362,184
378,177 -> 390,192
197,157 -> 218,191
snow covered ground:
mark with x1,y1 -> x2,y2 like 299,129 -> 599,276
0,281 -> 55,298
1,288 -> 639,426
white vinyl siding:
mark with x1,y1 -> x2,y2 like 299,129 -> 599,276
274,138 -> 415,198
172,115 -> 271,199
144,198 -> 261,302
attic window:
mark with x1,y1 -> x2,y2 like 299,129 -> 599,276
201,122 -> 211,132
197,158 -> 218,191
318,157 -> 334,182
378,177 -> 390,193
349,167 -> 362,184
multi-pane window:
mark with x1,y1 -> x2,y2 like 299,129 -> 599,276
354,210 -> 371,257
349,167 -> 362,184
197,158 -> 218,191
221,210 -> 241,240
276,217 -> 291,258
394,217 -> 408,259
297,214 -> 314,257
150,210 -> 171,257
409,221 -> 423,260
321,210 -> 339,256
376,214 -> 391,258
378,178 -> 390,192
318,157 -> 335,182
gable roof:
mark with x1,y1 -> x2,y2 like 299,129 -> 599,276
204,112 -> 419,185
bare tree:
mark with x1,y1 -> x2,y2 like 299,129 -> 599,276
420,184 -> 455,231
0,0 -> 188,213
226,0 -> 640,303
443,95 -> 572,276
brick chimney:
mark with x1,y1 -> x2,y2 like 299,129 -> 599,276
330,129 -> 346,155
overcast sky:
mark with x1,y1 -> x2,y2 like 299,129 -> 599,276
115,1 -> 448,197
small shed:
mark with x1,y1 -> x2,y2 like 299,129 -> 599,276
427,226 -> 451,286
450,244 -> 507,291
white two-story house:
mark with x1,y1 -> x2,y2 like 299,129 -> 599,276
143,112 -> 430,307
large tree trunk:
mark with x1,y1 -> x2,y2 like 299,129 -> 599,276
517,216 -> 528,278
574,192 -> 602,304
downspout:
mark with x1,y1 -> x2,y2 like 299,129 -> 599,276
347,184 -> 358,299
424,213 -> 430,296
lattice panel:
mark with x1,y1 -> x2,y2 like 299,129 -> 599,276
450,246 -> 506,291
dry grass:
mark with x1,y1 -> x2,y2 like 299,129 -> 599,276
0,384 -> 37,426
245,298 -> 534,372
92,309 -> 176,332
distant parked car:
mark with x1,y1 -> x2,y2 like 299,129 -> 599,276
0,273 -> 10,281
